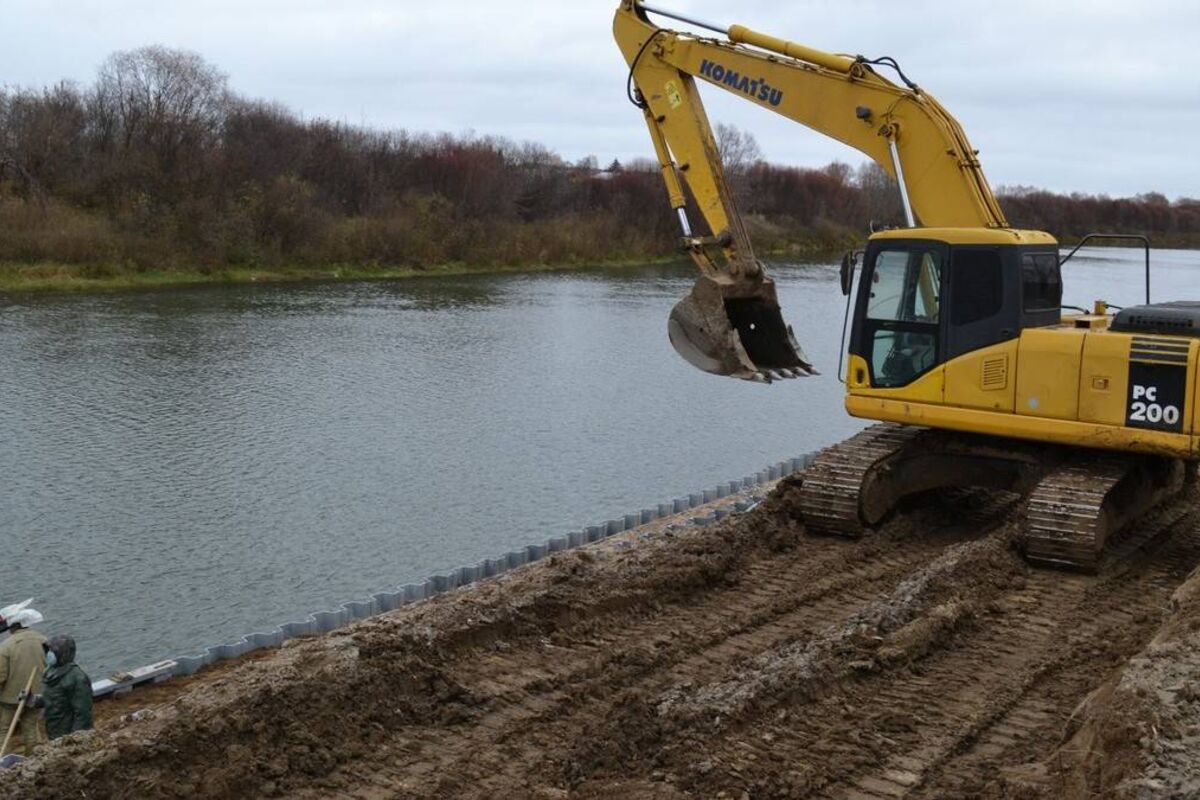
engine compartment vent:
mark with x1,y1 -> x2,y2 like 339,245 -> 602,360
981,355 -> 1008,390
1110,301 -> 1200,337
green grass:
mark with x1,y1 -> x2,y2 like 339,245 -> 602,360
0,256 -> 691,295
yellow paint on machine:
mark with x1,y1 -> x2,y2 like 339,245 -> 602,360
845,327 -> 1199,457
846,395 -> 1195,458
1077,333 -> 1131,427
868,228 -> 1058,247
944,339 -> 1018,412
1194,348 -> 1200,440
846,354 -> 945,403
1015,328 -> 1086,421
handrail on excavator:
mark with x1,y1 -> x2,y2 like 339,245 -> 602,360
1059,233 -> 1152,305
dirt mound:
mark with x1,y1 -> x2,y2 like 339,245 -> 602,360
2,478 -> 1199,799
1041,542 -> 1200,799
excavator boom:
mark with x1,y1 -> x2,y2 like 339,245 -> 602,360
614,1 -> 1007,380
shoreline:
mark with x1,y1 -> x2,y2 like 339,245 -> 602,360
4,237 -> 1192,297
0,244 -> 857,296
0,256 -> 685,295
90,469 -> 784,725
85,454 -> 804,702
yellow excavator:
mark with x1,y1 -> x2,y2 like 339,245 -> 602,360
614,1 -> 1198,570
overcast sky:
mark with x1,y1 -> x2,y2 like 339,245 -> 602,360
5,1 -> 1199,199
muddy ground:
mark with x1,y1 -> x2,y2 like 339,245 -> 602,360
4,477 -> 1200,799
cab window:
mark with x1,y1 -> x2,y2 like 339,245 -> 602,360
1022,252 -> 1061,312
869,250 -> 941,323
864,247 -> 942,388
951,249 -> 1004,326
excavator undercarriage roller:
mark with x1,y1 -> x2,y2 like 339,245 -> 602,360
799,424 -> 1045,537
796,424 -> 924,537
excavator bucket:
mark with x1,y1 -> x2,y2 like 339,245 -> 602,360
668,273 -> 815,381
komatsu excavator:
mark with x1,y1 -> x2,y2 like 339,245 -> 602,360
615,1 -> 1199,570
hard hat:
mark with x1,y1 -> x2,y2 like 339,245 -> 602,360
0,599 -> 32,621
5,608 -> 43,628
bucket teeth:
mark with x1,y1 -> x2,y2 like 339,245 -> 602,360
748,365 -> 818,382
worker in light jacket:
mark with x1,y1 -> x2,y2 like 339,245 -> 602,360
0,601 -> 47,755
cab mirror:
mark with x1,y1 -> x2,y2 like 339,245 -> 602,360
839,251 -> 857,296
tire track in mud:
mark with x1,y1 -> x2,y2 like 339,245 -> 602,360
296,494 -> 996,799
908,506 -> 1200,799
648,504 -> 1200,800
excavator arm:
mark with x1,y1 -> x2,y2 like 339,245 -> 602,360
614,1 -> 1008,380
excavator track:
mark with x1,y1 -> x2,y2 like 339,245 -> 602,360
798,423 -> 925,536
802,425 -> 1189,573
1024,454 -> 1187,572
1024,459 -> 1129,572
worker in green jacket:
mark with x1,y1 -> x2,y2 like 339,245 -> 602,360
0,602 -> 47,755
28,635 -> 92,740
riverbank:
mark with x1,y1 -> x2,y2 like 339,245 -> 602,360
2,258 -> 867,679
0,255 -> 695,295
0,231 -> 866,295
5,479 -> 1200,798
5,237 -> 1195,296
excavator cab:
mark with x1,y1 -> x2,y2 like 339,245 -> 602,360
844,230 -> 1062,391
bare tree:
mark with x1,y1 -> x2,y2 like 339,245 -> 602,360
715,123 -> 762,171
856,161 -> 904,228
715,123 -> 762,207
91,46 -> 229,162
0,156 -> 48,208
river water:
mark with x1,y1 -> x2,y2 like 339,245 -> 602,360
1,247 -> 1195,676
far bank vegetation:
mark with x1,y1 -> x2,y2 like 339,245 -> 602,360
2,47 -> 1199,285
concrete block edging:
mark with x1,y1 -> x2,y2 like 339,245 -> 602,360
95,450 -> 818,699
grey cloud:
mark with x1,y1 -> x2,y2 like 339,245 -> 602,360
3,0 -> 1198,198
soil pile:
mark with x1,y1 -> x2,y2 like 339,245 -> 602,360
1043,514 -> 1200,799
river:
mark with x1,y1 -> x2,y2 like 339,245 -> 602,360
0,246 -> 1194,676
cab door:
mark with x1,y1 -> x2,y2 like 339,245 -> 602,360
852,241 -> 947,388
